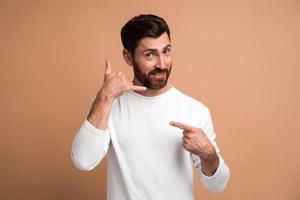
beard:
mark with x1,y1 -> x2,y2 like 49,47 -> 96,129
133,60 -> 172,90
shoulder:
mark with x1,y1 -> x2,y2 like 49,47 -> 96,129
172,87 -> 213,128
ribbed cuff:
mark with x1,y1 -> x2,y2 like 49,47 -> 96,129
84,119 -> 108,135
199,155 -> 230,193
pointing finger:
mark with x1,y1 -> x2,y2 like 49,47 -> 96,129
169,121 -> 195,132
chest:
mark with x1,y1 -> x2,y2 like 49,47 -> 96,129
110,101 -> 192,160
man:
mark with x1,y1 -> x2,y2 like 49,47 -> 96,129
71,14 -> 230,200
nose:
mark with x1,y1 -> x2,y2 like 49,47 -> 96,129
156,54 -> 167,69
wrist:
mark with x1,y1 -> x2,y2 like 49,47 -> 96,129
87,95 -> 114,130
198,143 -> 216,161
200,147 -> 219,176
97,88 -> 116,102
89,97 -> 113,116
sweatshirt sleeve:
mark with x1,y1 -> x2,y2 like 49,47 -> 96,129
191,146 -> 230,193
190,107 -> 230,193
71,119 -> 111,171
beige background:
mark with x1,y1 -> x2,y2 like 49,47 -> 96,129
1,0 -> 299,199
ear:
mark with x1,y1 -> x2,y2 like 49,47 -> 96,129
123,49 -> 134,66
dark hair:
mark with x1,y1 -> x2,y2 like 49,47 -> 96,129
121,14 -> 171,55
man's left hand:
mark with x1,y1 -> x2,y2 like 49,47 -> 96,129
169,121 -> 219,176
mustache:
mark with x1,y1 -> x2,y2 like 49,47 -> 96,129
149,68 -> 169,75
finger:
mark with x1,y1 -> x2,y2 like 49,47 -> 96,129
169,121 -> 195,132
183,130 -> 193,135
181,142 -> 189,150
131,85 -> 147,92
182,134 -> 191,139
105,59 -> 112,76
182,136 -> 188,143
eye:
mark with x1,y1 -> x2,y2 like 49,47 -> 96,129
145,52 -> 154,59
163,48 -> 171,55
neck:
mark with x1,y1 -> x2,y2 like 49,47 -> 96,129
132,77 -> 172,97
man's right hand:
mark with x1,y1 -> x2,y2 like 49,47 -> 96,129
99,59 -> 147,100
87,59 -> 147,130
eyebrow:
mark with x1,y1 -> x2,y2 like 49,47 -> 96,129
143,44 -> 172,53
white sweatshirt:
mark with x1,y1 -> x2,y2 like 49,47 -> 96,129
71,87 -> 230,200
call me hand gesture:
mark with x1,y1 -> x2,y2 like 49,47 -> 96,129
87,60 -> 146,130
100,59 -> 147,99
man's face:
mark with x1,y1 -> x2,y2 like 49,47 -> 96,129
132,32 -> 172,90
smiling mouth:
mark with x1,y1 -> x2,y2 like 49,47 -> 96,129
150,72 -> 166,77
